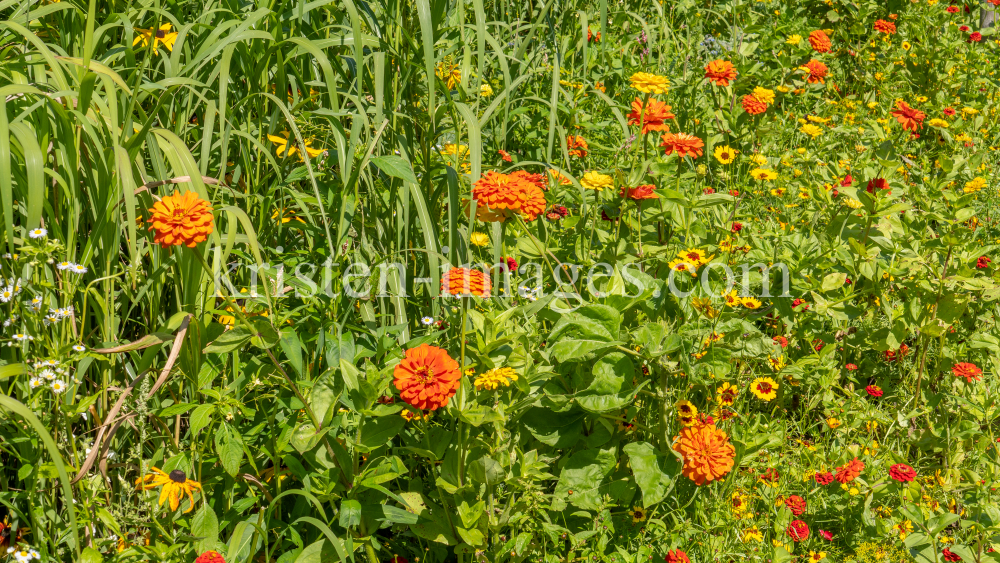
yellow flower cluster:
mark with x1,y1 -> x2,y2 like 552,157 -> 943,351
474,367 -> 518,391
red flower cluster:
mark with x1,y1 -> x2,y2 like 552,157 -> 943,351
835,458 -> 865,484
943,549 -> 961,562
889,463 -> 916,483
773,336 -> 788,348
786,520 -> 810,542
892,101 -> 926,131
866,178 -> 889,193
978,256 -> 992,269
196,552 -> 226,563
547,205 -> 568,221
785,495 -> 807,516
845,363 -> 858,371
815,471 -> 834,485
665,550 -> 691,563
865,385 -> 883,397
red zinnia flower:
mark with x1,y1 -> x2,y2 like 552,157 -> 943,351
946,5 -> 960,13
773,336 -> 788,348
498,149 -> 512,162
892,101 -> 926,131
943,549 -> 961,562
760,468 -> 780,484
815,471 -> 834,485
819,530 -> 833,541
504,256 -> 518,273
731,222 -> 743,232
960,25 -> 971,32
835,458 -> 865,484
786,520 -> 810,542
665,550 -> 691,563
969,32 -> 983,42
196,552 -> 226,563
889,463 -> 916,483
785,495 -> 807,516
978,256 -> 992,269
840,174 -> 854,187
866,178 -> 889,193
874,19 -> 897,35
704,60 -> 738,86
808,30 -> 832,53
943,107 -> 956,117
621,184 -> 659,201
846,363 -> 858,371
952,362 -> 983,383
866,385 -> 883,397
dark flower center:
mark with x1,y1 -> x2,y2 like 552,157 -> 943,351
758,382 -> 772,393
156,29 -> 167,38
168,469 -> 187,483
414,365 -> 434,383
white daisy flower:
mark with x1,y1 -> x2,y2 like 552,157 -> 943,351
44,315 -> 59,325
73,344 -> 86,352
12,333 -> 33,341
14,550 -> 30,563
27,550 -> 38,559
29,296 -> 42,310
51,379 -> 66,393
40,369 -> 54,380
5,547 -> 13,554
28,228 -> 47,239
56,261 -> 73,270
43,359 -> 59,366
0,286 -> 14,303
29,377 -> 43,389
421,316 -> 434,325
71,264 -> 88,274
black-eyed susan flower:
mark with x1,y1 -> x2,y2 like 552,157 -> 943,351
135,467 -> 203,512
268,132 -> 324,161
133,24 -> 179,52
714,145 -> 738,164
630,506 -> 648,522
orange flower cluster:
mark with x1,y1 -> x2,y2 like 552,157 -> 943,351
627,99 -> 675,135
741,94 -> 767,115
874,19 -> 897,34
566,135 -> 588,157
660,132 -> 704,159
510,170 -> 548,191
892,101 -> 926,131
147,190 -> 214,248
808,30 -> 831,53
704,60 -> 737,86
834,457 -> 864,484
801,59 -> 828,84
673,422 -> 736,485
441,267 -> 491,298
621,184 -> 658,201
472,171 -> 547,222
393,344 -> 462,411
952,362 -> 983,383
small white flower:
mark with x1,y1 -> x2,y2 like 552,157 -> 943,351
73,344 -> 86,352
51,379 -> 66,393
29,377 -> 43,389
28,228 -> 47,239
27,550 -> 38,559
71,264 -> 88,274
56,261 -> 73,270
40,369 -> 54,380
29,296 -> 42,310
14,550 -> 30,563
12,333 -> 33,341
43,359 -> 59,367
421,316 -> 434,325
0,286 -> 14,303
44,314 -> 59,325
5,547 -> 13,554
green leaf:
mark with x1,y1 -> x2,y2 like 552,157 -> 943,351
622,442 -> 677,506
214,424 -> 245,477
290,423 -> 323,454
0,363 -> 26,379
521,408 -> 585,448
189,404 -> 214,436
250,318 -> 280,349
371,155 -> 418,184
158,402 -> 197,417
550,339 -> 621,362
80,547 -> 104,563
821,272 -> 847,291
467,455 -> 504,485
339,499 -> 362,528
552,447 -> 616,510
191,504 -> 220,553
203,326 -> 252,354
358,415 -> 406,449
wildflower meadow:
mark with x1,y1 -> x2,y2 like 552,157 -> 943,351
3,0 -> 1000,562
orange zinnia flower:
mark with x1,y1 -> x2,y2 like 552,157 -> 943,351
441,267 -> 491,298
874,19 -> 897,35
509,170 -> 548,191
891,101 -> 926,131
808,30 -> 831,53
627,98 -> 675,135
660,132 -> 704,159
801,60 -> 828,84
834,457 -> 865,484
621,184 -> 659,200
952,362 -> 983,383
704,60 -> 738,86
566,135 -> 589,158
147,190 -> 214,248
472,171 -> 547,221
741,94 -> 767,115
673,422 -> 736,485
393,344 -> 462,411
